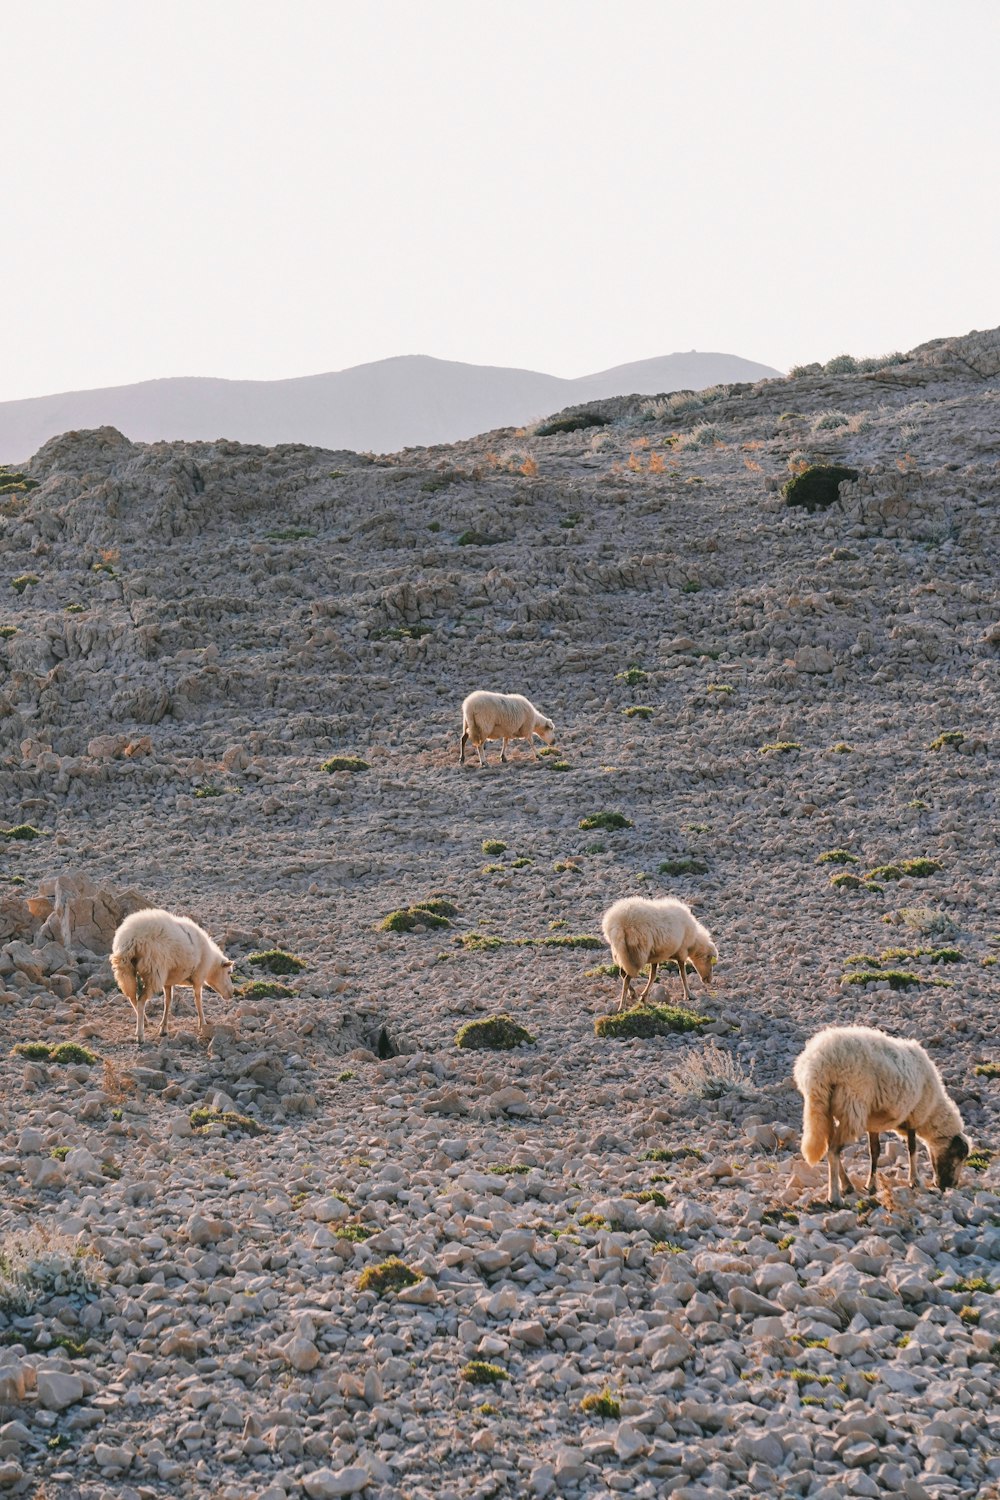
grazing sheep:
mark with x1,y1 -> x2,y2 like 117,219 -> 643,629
110,908 -> 235,1046
793,1024 -> 970,1205
460,690 -> 555,767
600,896 -> 718,1012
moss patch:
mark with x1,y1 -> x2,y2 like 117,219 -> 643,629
189,1107 -> 263,1136
321,756 -> 369,773
658,857 -> 709,876
758,741 -> 801,755
595,1005 -> 709,1040
817,849 -> 858,865
455,1015 -> 536,1050
2,824 -> 43,841
237,979 -> 295,1000
579,811 -> 633,831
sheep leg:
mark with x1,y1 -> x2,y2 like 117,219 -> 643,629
906,1127 -> 919,1187
826,1148 -> 841,1207
638,963 -> 658,1003
500,738 -> 508,764
193,982 -> 207,1034
477,740 -> 488,768
128,992 -> 146,1047
159,983 -> 173,1038
866,1131 -> 880,1192
676,953 -> 692,1006
617,973 -> 634,1012
460,728 -> 468,764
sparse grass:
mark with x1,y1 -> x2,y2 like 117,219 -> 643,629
358,1258 -> 420,1295
321,756 -> 369,773
882,907 -> 957,937
337,1070 -> 356,1083
706,682 -> 733,694
461,1360 -> 509,1386
64,603 -> 85,613
189,1107 -> 263,1136
510,857 -> 533,869
829,742 -> 854,753
237,979 -> 294,1000
953,1275 -> 996,1295
584,841 -> 606,854
817,849 -> 858,865
758,741 -> 800,755
2,824 -> 43,840
12,1041 -> 97,1066
248,949 -> 307,975
455,1015 -> 535,1050
616,666 -> 648,687
829,872 -> 883,892
622,705 -> 654,719
553,860 -> 580,873
580,811 -> 633,831
595,1005 -> 709,1040
488,1164 -> 530,1176
0,1229 -> 101,1314
777,1235 -> 795,1251
482,863 -> 505,874
642,1146 -> 705,1163
658,857 -> 708,876
545,760 -> 571,772
11,574 -> 39,594
194,784 -> 224,798
782,464 -> 858,512
928,730 -> 965,751
624,1189 -> 668,1207
585,963 -> 621,978
959,1306 -> 980,1324
529,934 -> 602,949
850,946 -> 963,968
482,840 -> 507,856
812,410 -> 850,431
49,1146 -> 70,1161
0,625 -> 18,638
580,1388 -> 621,1419
668,1040 -> 756,1101
966,1151 -> 993,1173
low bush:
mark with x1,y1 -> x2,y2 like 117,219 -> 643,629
321,756 -> 369,773
658,857 -> 708,876
455,1015 -> 536,1050
357,1258 -> 419,1295
461,1360 -> 509,1386
782,465 -> 858,512
580,811 -> 633,831
189,1107 -> 263,1136
537,412 -> 607,436
248,949 -> 306,975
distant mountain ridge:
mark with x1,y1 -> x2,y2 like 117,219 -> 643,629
0,350 -> 781,463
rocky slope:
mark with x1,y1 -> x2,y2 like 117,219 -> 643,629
0,325 -> 997,1500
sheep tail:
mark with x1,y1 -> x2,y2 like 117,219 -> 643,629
799,1081 -> 832,1165
110,950 -> 141,1003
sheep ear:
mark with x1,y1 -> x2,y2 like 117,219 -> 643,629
223,959 -> 235,970
954,1134 -> 971,1160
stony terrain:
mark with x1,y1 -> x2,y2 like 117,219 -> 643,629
0,325 -> 998,1500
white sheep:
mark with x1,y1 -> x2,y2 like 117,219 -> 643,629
460,690 -> 555,767
793,1024 -> 971,1205
110,908 -> 236,1046
600,896 -> 718,1012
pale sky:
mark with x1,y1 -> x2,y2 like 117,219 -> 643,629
4,0 -> 998,401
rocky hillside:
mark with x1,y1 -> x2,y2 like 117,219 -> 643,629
0,325 -> 997,1500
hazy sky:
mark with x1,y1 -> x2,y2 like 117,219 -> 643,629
4,0 -> 998,400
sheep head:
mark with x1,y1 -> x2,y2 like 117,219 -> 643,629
931,1132 -> 971,1190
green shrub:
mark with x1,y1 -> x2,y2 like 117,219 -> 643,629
0,625 -> 17,638
782,465 -> 858,513
616,666 -> 648,687
966,1151 -> 993,1173
624,1189 -> 668,1207
335,1223 -> 373,1242
584,841 -> 606,854
455,1015 -> 535,1050
510,857 -> 533,869
580,811 -> 633,831
580,1388 -> 621,1419
829,742 -> 854,753
830,873 -> 863,890
758,741 -> 800,755
461,1360 -> 509,1386
536,412 -> 607,436
974,1063 -> 1000,1079
530,934 -> 603,950
237,979 -> 294,1000
321,756 -> 369,773
823,354 -> 858,374
12,1041 -> 97,1065
415,898 -> 459,918
11,574 -> 39,594
459,933 -> 504,952
813,410 -> 849,430
585,963 -> 621,978
482,840 -> 507,856
12,1042 -> 53,1061
595,1005 -> 709,1040
706,682 -> 733,694
898,858 -> 942,878
380,904 -> 452,932
2,824 -> 43,840
358,1258 -> 419,1295
552,860 -> 580,873
0,467 -> 39,494
622,705 -> 654,719
248,949 -> 306,975
456,530 -> 499,546
817,849 -> 858,865
190,1107 -> 263,1136
658,857 -> 708,876
865,864 -> 905,882
929,730 -> 964,751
